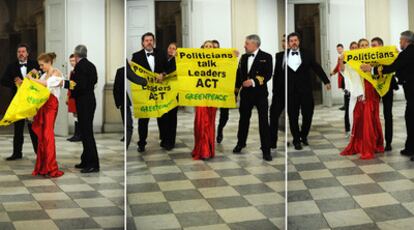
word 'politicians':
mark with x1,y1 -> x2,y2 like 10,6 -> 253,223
346,51 -> 395,62
179,52 -> 233,60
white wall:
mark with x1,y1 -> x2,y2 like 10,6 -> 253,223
190,0 -> 232,48
328,0 -> 366,104
257,0 -> 278,100
67,0 -> 106,130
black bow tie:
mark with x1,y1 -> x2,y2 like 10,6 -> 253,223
147,52 -> 154,57
292,51 -> 299,56
247,53 -> 254,58
19,63 -> 27,67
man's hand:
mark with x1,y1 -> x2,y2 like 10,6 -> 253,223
242,80 -> 253,88
14,77 -> 22,85
325,83 -> 331,91
155,73 -> 164,83
360,64 -> 372,72
233,50 -> 240,57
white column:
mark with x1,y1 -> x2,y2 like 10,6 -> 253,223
67,0 -> 106,132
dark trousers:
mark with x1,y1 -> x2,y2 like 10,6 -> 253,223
270,94 -> 284,147
218,108 -> 229,134
403,85 -> 414,151
344,92 -> 350,132
13,119 -> 38,156
158,107 -> 178,147
138,107 -> 178,148
382,89 -> 394,145
76,94 -> 100,169
237,92 -> 271,154
121,105 -> 133,149
288,92 -> 314,144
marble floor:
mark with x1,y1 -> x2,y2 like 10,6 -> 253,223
127,108 -> 284,230
288,101 -> 414,229
0,132 -> 125,230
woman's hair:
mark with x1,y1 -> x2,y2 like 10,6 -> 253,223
38,52 -> 57,64
202,40 -> 214,48
358,38 -> 369,47
349,41 -> 358,49
69,54 -> 75,58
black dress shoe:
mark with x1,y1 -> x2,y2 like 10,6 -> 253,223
120,137 -> 125,142
263,155 -> 273,161
270,144 -> 277,149
339,106 -> 345,111
233,145 -> 245,154
6,155 -> 22,161
385,144 -> 392,151
301,138 -> 309,146
294,143 -> 303,150
138,146 -> 145,152
164,145 -> 174,151
401,149 -> 414,156
410,156 -> 414,161
80,167 -> 99,173
67,135 -> 82,142
216,133 -> 223,144
75,164 -> 85,169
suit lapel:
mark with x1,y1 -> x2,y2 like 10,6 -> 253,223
139,50 -> 151,70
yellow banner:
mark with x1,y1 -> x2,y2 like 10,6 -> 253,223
0,78 -> 50,126
344,46 -> 399,96
129,61 -> 178,118
175,48 -> 237,108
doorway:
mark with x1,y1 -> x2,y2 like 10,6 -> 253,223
155,0 -> 182,50
294,3 -> 323,104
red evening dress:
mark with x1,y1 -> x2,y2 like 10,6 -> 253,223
340,79 -> 384,159
67,71 -> 77,113
192,107 -> 217,160
32,95 -> 64,177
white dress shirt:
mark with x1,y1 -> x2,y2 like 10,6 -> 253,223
19,61 -> 27,77
287,49 -> 302,72
145,50 -> 155,72
247,49 -> 259,87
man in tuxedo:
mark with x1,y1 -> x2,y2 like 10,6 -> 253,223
270,35 -> 286,149
233,34 -> 273,161
131,32 -> 169,152
371,37 -> 398,151
361,31 -> 414,159
1,43 -> 39,160
114,66 -> 133,149
287,32 -> 331,150
71,45 -> 100,173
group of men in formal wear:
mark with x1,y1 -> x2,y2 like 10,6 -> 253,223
128,32 -> 279,161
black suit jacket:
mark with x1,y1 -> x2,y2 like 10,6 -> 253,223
70,58 -> 97,99
113,67 -> 132,108
131,48 -> 167,74
379,44 -> 414,86
287,49 -> 330,95
1,59 -> 40,94
273,51 -> 285,97
236,49 -> 273,98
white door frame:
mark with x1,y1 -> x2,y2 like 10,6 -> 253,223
44,0 -> 69,136
288,0 -> 332,107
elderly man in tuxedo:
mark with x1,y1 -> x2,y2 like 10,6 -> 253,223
70,45 -> 100,173
287,32 -> 331,150
233,34 -> 273,161
1,43 -> 39,160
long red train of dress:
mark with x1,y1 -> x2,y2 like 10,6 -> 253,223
341,79 -> 384,159
32,95 -> 64,177
192,107 -> 217,160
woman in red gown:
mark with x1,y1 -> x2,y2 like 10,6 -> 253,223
340,39 -> 384,159
28,52 -> 64,177
192,41 -> 217,160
